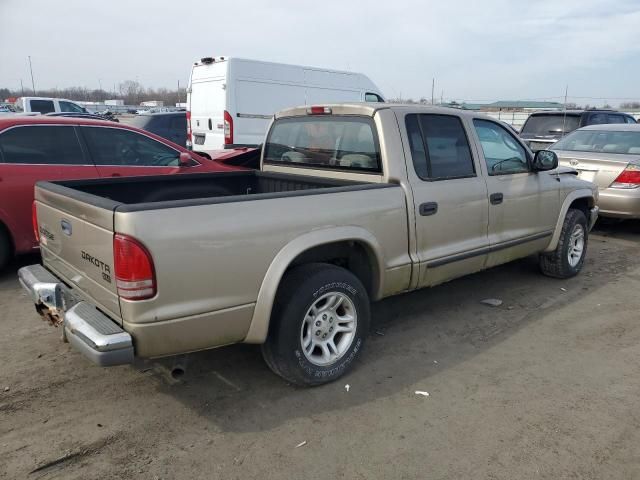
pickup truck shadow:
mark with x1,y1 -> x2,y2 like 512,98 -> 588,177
154,237 -> 633,433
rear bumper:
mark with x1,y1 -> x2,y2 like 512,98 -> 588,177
18,265 -> 133,366
598,188 -> 640,219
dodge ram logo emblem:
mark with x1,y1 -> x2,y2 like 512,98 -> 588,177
569,159 -> 579,167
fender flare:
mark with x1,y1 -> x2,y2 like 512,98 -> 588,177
243,226 -> 385,344
544,189 -> 596,252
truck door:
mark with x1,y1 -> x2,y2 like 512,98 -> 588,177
471,119 -> 559,268
403,113 -> 490,287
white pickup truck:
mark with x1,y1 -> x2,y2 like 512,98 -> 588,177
20,103 -> 598,386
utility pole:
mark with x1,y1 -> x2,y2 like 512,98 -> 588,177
98,79 -> 102,91
20,78 -> 25,96
28,56 -> 36,95
441,90 -> 443,105
431,78 -> 435,105
177,80 -> 180,104
561,85 -> 568,136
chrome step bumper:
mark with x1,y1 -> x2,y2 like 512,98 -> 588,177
18,265 -> 133,366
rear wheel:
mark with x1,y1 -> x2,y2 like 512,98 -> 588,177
262,263 -> 370,386
539,209 -> 588,278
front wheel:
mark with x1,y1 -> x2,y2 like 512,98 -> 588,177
539,208 -> 588,278
262,263 -> 370,386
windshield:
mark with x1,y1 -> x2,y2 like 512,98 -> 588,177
521,114 -> 580,136
264,116 -> 381,172
551,130 -> 640,154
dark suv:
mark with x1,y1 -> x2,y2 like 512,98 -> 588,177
130,112 -> 187,147
520,109 -> 637,152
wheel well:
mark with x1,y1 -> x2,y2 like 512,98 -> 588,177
568,197 -> 592,219
287,241 -> 379,298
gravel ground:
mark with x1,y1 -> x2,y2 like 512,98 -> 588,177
1,222 -> 639,479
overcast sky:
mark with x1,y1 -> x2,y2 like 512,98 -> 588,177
2,0 -> 639,104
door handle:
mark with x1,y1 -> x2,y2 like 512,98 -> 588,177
419,202 -> 438,216
208,118 -> 213,130
490,193 -> 503,205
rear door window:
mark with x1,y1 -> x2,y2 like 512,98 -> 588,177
406,114 -> 475,180
81,127 -> 181,166
29,99 -> 55,114
607,114 -> 626,124
0,125 -> 84,164
264,116 -> 381,172
588,113 -> 609,125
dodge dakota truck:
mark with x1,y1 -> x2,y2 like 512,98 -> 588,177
19,103 -> 599,386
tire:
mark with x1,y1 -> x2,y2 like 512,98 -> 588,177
0,225 -> 12,271
261,263 -> 370,386
539,209 -> 588,279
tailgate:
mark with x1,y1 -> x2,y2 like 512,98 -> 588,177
35,184 -> 121,323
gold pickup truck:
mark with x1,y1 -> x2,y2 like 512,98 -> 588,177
19,103 -> 599,386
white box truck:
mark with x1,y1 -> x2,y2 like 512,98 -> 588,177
186,57 -> 385,155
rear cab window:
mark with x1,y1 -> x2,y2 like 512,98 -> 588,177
264,116 -> 381,173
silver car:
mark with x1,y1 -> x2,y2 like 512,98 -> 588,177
551,124 -> 640,218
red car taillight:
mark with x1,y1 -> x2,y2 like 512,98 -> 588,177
113,234 -> 156,300
223,110 -> 233,145
186,111 -> 192,148
32,202 -> 39,242
612,163 -> 640,188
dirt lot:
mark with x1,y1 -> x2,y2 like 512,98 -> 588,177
2,222 -> 639,480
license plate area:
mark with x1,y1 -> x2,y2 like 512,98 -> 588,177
194,134 -> 205,145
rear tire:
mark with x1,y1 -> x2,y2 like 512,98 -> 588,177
539,209 -> 588,279
0,226 -> 12,271
262,263 -> 370,386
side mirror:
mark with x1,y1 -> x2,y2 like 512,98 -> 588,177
532,150 -> 558,171
178,152 -> 193,167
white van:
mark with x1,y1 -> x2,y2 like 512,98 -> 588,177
187,57 -> 385,154
14,97 -> 89,114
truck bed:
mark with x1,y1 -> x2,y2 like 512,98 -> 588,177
38,171 -> 385,212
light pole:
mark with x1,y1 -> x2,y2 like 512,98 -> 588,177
28,56 -> 36,95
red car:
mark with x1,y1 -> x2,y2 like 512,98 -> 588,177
0,116 -> 242,269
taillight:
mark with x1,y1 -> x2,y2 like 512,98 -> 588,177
113,234 -> 156,300
223,110 -> 233,145
307,106 -> 332,115
32,202 -> 39,242
612,163 -> 640,189
186,111 -> 192,149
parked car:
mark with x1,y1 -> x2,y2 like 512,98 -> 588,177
21,103 -> 598,386
14,96 -> 89,115
129,111 -> 186,146
520,109 -> 637,152
46,112 -> 119,122
551,124 -> 640,218
187,56 -> 385,155
0,116 -> 242,269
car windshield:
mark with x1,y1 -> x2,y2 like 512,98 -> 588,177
264,116 -> 381,173
551,130 -> 640,154
521,114 -> 580,136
